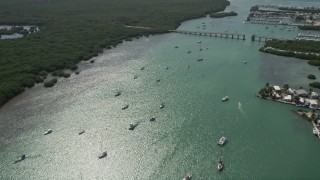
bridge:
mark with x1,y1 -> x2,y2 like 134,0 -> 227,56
170,30 -> 246,40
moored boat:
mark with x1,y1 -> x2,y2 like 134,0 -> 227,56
115,91 -> 121,97
14,155 -> 26,164
182,173 -> 192,180
44,129 -> 52,135
217,158 -> 224,172
129,123 -> 137,130
222,96 -> 229,101
160,103 -> 165,109
150,117 -> 156,121
98,151 -> 107,159
217,136 -> 227,146
122,104 -> 129,110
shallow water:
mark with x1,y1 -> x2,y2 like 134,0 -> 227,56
1,0 -> 320,179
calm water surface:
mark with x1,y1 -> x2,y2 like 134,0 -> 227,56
1,0 -> 320,179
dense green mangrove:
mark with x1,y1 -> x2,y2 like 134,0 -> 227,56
210,11 -> 237,18
0,0 -> 230,107
260,39 -> 320,66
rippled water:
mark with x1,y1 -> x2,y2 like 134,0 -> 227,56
1,0 -> 320,179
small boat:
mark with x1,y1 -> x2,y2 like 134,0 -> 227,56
187,65 -> 190,69
217,136 -> 227,146
133,75 -> 138,79
78,130 -> 85,135
197,40 -> 202,43
165,66 -> 169,70
14,155 -> 26,164
175,46 -> 179,48
115,91 -> 121,97
244,60 -> 247,64
187,50 -> 192,53
129,123 -> 137,130
197,58 -> 203,61
140,67 -> 145,70
150,117 -> 156,121
160,103 -> 165,109
217,158 -> 224,172
98,151 -> 107,159
44,129 -> 52,135
313,128 -> 318,135
182,173 -> 192,180
156,79 -> 161,82
122,104 -> 129,110
222,96 -> 229,101
199,48 -> 203,51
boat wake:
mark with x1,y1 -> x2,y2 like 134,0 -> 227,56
238,102 -> 248,119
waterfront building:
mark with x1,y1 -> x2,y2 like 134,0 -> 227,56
311,92 -> 319,99
295,89 -> 308,97
284,95 -> 292,102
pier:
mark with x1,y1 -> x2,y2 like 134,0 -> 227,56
170,30 -> 246,40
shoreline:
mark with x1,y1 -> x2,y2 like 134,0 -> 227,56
0,0 -> 231,108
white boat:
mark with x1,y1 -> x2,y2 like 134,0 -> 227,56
98,150 -> 107,159
182,174 -> 192,180
217,136 -> 227,146
244,60 -> 247,64
217,158 -> 224,172
156,79 -> 161,82
160,103 -> 165,109
313,128 -> 318,135
222,96 -> 229,101
44,129 -> 52,135
197,40 -> 202,43
165,66 -> 169,69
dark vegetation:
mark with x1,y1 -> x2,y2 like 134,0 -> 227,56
0,0 -> 230,107
44,79 -> 58,88
310,82 -> 320,89
210,11 -> 237,18
308,74 -> 316,80
260,39 -> 320,66
298,25 -> 320,31
279,7 -> 320,13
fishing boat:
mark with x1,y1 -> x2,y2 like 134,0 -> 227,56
98,151 -> 107,159
217,136 -> 227,146
122,104 -> 129,110
14,155 -> 26,164
44,129 -> 52,135
165,66 -> 169,70
244,60 -> 247,64
133,75 -> 138,79
187,50 -> 192,53
140,67 -> 145,70
222,96 -> 229,101
156,79 -> 161,82
217,157 -> 224,172
182,173 -> 192,180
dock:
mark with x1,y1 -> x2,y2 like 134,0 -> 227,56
170,30 -> 246,40
312,121 -> 320,139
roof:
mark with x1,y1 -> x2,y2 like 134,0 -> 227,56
296,89 -> 307,95
284,95 -> 292,100
273,86 -> 281,91
309,99 -> 318,105
311,92 -> 318,96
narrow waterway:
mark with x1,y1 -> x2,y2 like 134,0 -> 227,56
1,0 -> 320,179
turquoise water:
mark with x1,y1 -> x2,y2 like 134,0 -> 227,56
1,0 -> 320,179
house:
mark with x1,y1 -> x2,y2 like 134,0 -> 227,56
295,89 -> 308,97
273,92 -> 281,100
287,88 -> 294,95
311,92 -> 319,99
299,97 -> 305,104
284,95 -> 292,102
273,86 -> 281,92
309,99 -> 318,109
